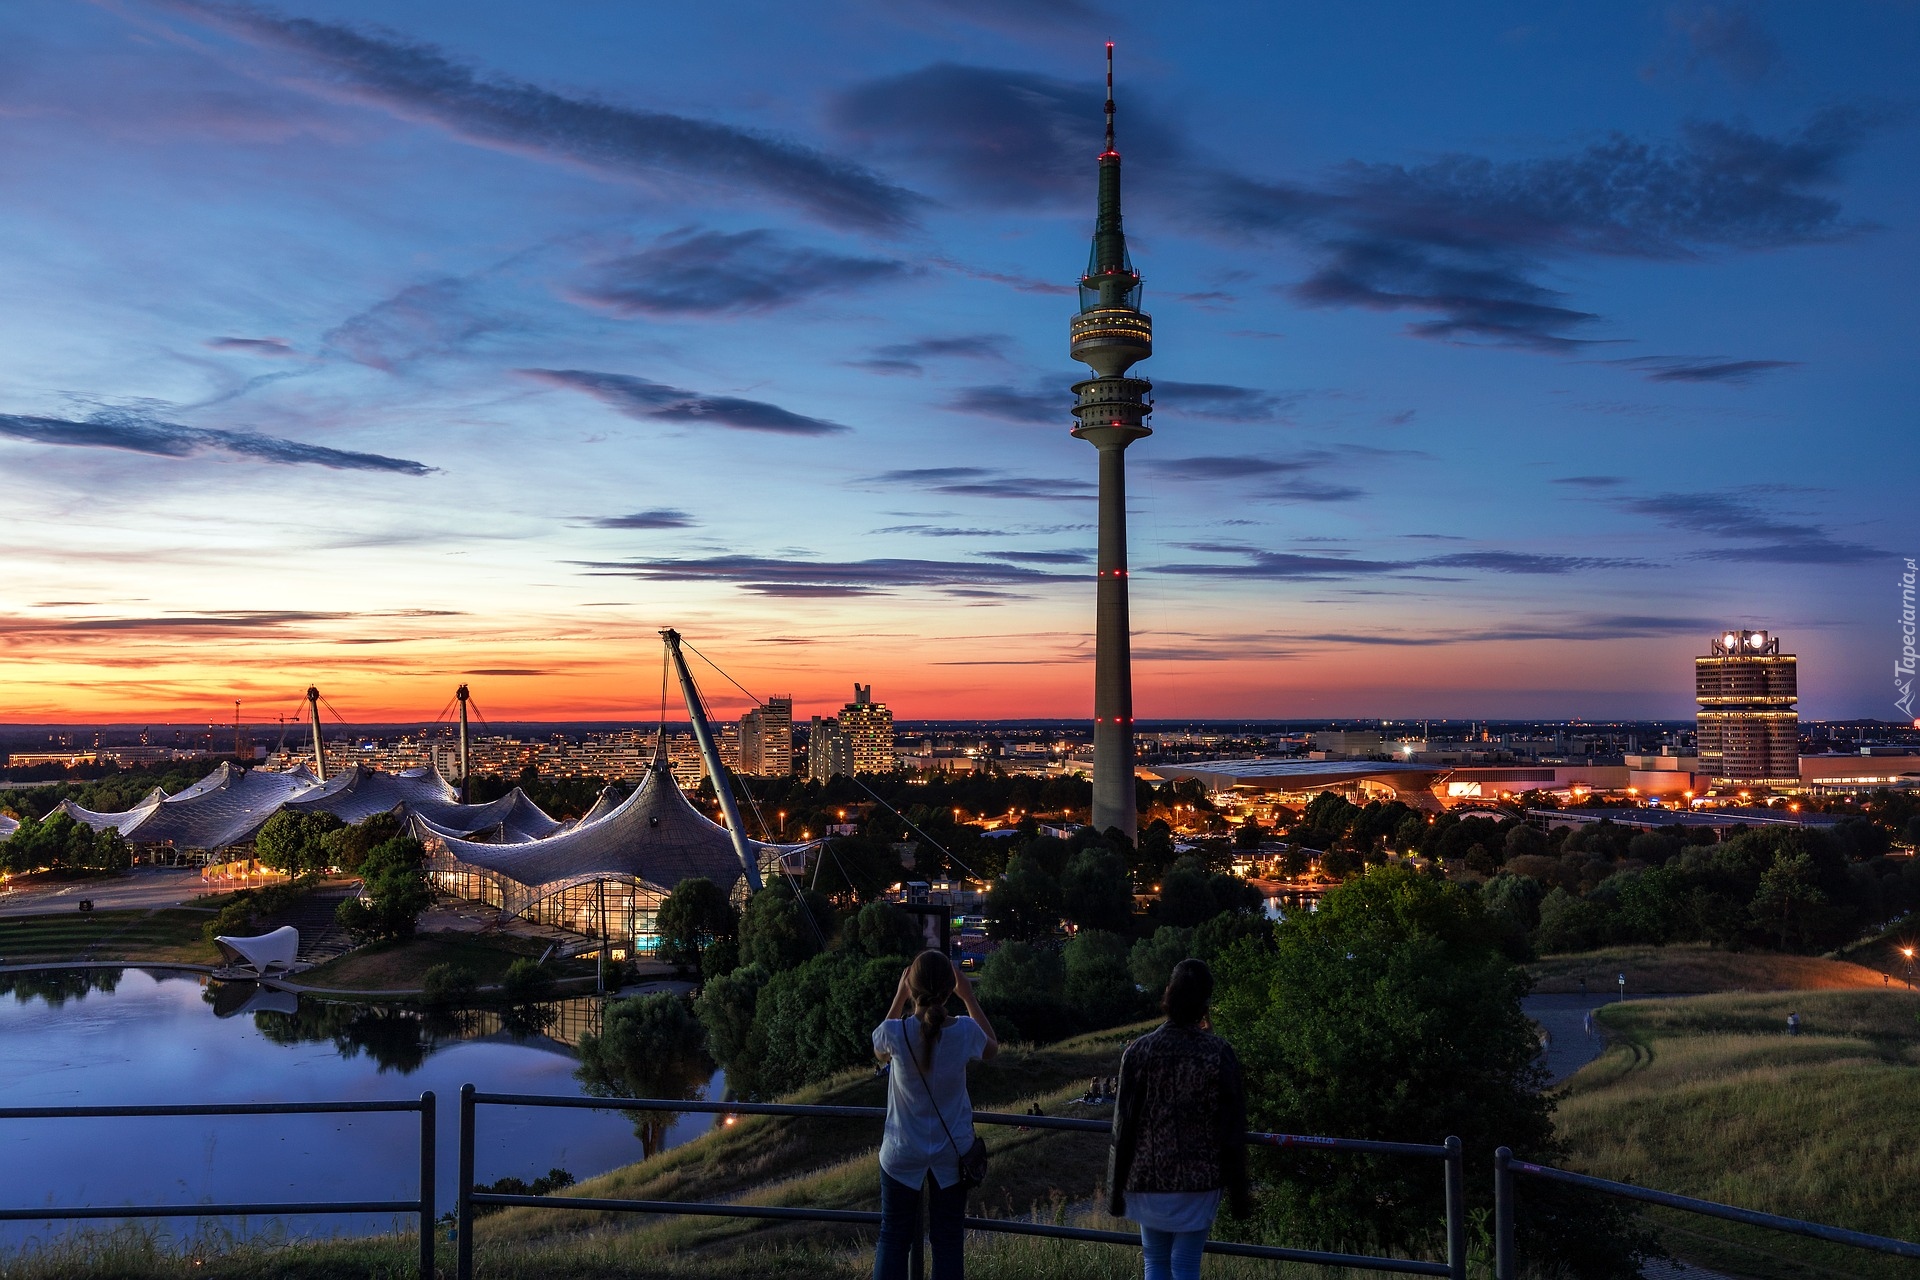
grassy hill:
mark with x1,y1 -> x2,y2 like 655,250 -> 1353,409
1528,943 -> 1892,994
0,907 -> 217,966
1558,989 -> 1920,1279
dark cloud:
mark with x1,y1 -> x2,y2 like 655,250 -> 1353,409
1296,613 -> 1724,645
569,229 -> 908,317
864,466 -> 1096,501
1153,380 -> 1299,422
522,369 -> 848,436
1613,356 -> 1799,384
0,608 -> 458,641
1622,489 -> 1880,564
1553,475 -> 1625,487
1155,545 -> 1642,579
161,1 -> 916,231
1208,106 -> 1878,350
1261,480 -> 1365,503
206,336 -> 295,355
829,64 -> 1180,207
465,668 -> 544,675
1665,4 -> 1780,84
585,509 -> 696,529
948,384 -> 1059,424
984,549 -> 1090,564
0,409 -> 433,474
850,333 -> 1010,375
1154,455 -> 1315,480
325,278 -> 508,370
573,552 -> 1075,596
885,0 -> 1104,37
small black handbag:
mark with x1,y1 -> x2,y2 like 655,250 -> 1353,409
902,1017 -> 989,1191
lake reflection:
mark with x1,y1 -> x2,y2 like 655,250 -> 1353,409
0,968 -> 724,1247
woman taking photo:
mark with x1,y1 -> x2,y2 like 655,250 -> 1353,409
1107,958 -> 1252,1280
872,949 -> 999,1280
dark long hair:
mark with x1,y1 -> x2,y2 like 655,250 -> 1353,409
907,949 -> 957,1069
1163,958 -> 1214,1027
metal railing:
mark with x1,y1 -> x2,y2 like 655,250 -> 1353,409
1493,1147 -> 1920,1278
456,1086 -> 1465,1280
0,1095 -> 437,1278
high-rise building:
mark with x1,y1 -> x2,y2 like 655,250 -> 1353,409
838,684 -> 896,775
738,696 -> 794,777
1696,628 -> 1799,791
1068,43 -> 1151,843
808,715 -> 854,782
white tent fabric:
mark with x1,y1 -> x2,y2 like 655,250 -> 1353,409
279,763 -> 456,825
214,925 -> 300,975
63,764 -> 320,852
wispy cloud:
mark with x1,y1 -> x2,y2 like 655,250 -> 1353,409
1153,381 -> 1299,422
1553,475 -> 1625,488
848,334 -> 1009,375
573,552 -> 1076,597
584,509 -> 696,530
1154,545 -> 1644,580
569,228 -> 908,316
156,1 -> 918,231
522,369 -> 849,436
947,384 -> 1058,424
325,277 -> 509,370
206,336 -> 295,356
1610,356 -> 1799,384
864,466 -> 1095,501
0,409 -> 433,474
1621,488 -> 1880,564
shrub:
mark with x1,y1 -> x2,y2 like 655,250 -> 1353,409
421,963 -> 477,1007
500,958 -> 555,1005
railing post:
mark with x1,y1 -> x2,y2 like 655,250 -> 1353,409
1494,1147 -> 1515,1280
419,1091 -> 437,1280
457,1084 -> 476,1280
1444,1135 -> 1465,1280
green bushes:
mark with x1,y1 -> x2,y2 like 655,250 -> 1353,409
501,957 -> 556,1004
1,811 -> 130,874
421,962 -> 477,1007
335,836 -> 431,942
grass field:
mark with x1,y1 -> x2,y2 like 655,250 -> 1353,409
1528,943 -> 1891,994
1558,988 -> 1920,1279
293,931 -> 588,991
0,907 -> 218,966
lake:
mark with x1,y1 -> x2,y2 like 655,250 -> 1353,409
0,967 -> 724,1248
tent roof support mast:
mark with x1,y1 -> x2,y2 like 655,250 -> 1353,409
661,629 -> 762,892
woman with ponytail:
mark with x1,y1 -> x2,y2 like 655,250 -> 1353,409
871,949 -> 998,1279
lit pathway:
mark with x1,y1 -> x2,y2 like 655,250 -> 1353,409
1522,992 -> 1646,1085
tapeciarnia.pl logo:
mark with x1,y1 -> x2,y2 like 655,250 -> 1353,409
1899,557 -> 1917,722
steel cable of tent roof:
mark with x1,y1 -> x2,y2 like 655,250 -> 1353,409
675,637 -> 828,942
847,776 -> 981,881
679,636 -> 981,881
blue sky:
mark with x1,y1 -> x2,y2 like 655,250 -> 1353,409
0,1 -> 1912,724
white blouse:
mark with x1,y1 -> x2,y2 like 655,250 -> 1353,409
872,1015 -> 988,1189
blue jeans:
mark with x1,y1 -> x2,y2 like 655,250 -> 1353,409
1141,1225 -> 1207,1280
875,1171 -> 966,1280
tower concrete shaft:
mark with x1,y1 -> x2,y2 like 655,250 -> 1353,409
1069,41 -> 1150,844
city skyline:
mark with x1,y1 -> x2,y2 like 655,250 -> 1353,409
1,4 -> 1912,724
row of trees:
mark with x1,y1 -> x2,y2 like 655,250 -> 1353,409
0,811 -> 130,874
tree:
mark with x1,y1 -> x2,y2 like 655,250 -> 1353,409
974,939 -> 1068,1043
321,812 -> 402,874
1129,925 -> 1196,996
844,900 -> 922,959
987,853 -> 1063,941
1062,928 -> 1142,1026
577,992 -> 716,1153
1212,865 -> 1646,1275
1751,851 -> 1828,950
501,958 -> 556,1005
1134,818 -> 1175,885
746,949 -> 900,1095
738,880 -> 835,971
1234,820 -> 1266,850
1,812 -> 129,874
1156,855 -> 1258,927
335,836 -> 431,942
809,835 -> 905,902
656,877 -> 739,970
1061,845 -> 1134,934
421,962 -> 477,1007
255,810 -> 344,877
1504,823 -> 1547,861
695,962 -> 770,1074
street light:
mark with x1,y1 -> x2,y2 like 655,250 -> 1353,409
1903,947 -> 1916,991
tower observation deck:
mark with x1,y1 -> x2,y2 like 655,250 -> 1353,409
1070,41 -> 1151,844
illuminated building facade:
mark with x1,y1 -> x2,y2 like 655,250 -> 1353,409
738,695 -> 794,777
809,715 -> 853,781
838,684 -> 896,775
1696,628 -> 1799,791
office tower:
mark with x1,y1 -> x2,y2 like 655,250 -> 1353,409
1068,43 -> 1152,843
738,695 -> 794,776
838,684 -> 896,775
1697,628 -> 1799,790
809,715 -> 854,782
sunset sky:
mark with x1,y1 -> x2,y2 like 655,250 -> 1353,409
1,2 -> 1912,726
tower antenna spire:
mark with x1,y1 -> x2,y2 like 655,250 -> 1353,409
1104,40 -> 1116,156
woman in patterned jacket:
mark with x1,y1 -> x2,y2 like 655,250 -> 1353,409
1106,959 -> 1252,1280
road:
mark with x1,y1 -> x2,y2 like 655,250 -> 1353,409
0,867 -> 212,916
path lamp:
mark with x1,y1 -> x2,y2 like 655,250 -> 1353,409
1903,947 -> 1916,991
1616,972 -> 1627,1003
